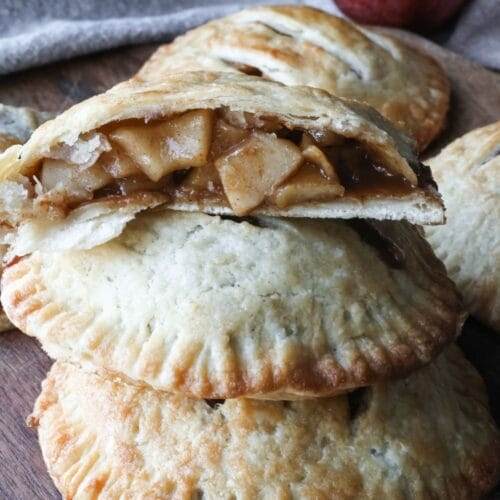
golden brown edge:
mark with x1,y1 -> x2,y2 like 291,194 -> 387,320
2,235 -> 465,399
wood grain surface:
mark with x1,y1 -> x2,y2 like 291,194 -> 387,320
0,30 -> 499,500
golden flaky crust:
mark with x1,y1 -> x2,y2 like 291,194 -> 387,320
0,71 -> 444,225
137,5 -> 450,151
425,122 -> 500,331
3,211 -> 463,399
0,72 -> 417,179
29,346 -> 500,499
5,192 -> 168,259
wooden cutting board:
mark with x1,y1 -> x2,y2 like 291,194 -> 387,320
0,30 -> 499,500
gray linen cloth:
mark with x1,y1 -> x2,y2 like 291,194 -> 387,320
0,0 -> 498,75
0,0 -> 336,75
446,0 -> 500,69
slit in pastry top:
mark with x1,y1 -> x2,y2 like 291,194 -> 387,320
0,71 -> 443,228
136,5 -> 450,151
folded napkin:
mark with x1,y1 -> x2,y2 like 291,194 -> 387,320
0,0 -> 498,76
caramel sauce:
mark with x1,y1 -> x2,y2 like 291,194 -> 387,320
416,163 -> 438,190
327,141 -> 414,199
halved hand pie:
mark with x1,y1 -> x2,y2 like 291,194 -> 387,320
0,103 -> 54,332
137,5 -> 450,151
2,209 -> 463,399
29,346 -> 500,499
0,72 -> 443,252
425,121 -> 500,332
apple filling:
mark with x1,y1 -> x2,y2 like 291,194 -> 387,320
35,109 -> 419,216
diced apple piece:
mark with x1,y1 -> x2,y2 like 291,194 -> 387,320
300,133 -> 343,182
183,163 -> 222,194
301,144 -> 339,181
162,109 -> 214,170
215,132 -> 302,215
109,109 -> 214,182
40,159 -> 112,201
210,120 -> 249,158
41,159 -> 80,192
117,175 -> 162,196
97,150 -> 142,178
367,143 -> 418,185
78,164 -> 114,192
48,132 -> 111,169
271,163 -> 345,208
109,124 -> 163,181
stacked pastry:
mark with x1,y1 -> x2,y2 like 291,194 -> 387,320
0,6 -> 498,499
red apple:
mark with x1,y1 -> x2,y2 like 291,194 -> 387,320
335,0 -> 467,31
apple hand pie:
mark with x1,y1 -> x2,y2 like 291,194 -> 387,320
425,122 -> 500,332
137,5 -> 450,151
29,346 -> 500,499
0,72 -> 443,258
0,103 -> 54,332
2,209 -> 463,399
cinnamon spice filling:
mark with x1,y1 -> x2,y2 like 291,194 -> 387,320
330,141 -> 415,198
32,109 -> 425,216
